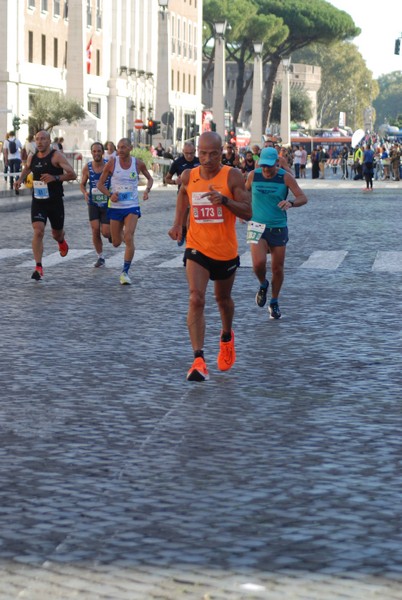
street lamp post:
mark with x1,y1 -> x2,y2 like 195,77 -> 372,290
155,0 -> 170,141
212,20 -> 227,139
280,57 -> 291,146
251,41 -> 263,146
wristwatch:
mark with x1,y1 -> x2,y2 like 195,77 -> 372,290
288,199 -> 295,206
221,195 -> 228,205
54,175 -> 60,182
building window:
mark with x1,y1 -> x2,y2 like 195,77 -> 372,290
63,0 -> 68,19
171,69 -> 174,91
96,49 -> 100,76
53,0 -> 60,16
41,34 -> 46,64
96,0 -> 102,29
28,31 -> 34,62
41,0 -> 48,11
64,40 -> 68,68
193,75 -> 196,95
177,71 -> 180,91
87,0 -> 92,27
28,0 -> 35,8
53,38 -> 58,67
88,98 -> 101,118
183,73 -> 185,93
188,74 -> 191,94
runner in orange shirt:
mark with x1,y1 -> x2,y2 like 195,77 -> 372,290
169,132 -> 252,382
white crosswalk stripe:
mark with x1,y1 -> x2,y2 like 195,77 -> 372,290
158,254 -> 186,268
372,251 -> 402,272
17,248 -> 93,267
0,249 -> 31,260
3,248 -> 402,273
300,250 -> 348,270
105,249 -> 155,268
239,251 -> 270,268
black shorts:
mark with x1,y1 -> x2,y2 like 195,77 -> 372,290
88,204 -> 110,224
31,196 -> 64,231
185,248 -> 240,281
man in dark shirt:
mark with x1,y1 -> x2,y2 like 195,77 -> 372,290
222,143 -> 240,167
15,130 -> 77,280
165,142 -> 200,247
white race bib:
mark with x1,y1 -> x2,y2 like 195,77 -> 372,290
33,180 -> 49,200
115,184 -> 133,203
192,192 -> 223,224
247,221 -> 265,244
91,187 -> 108,206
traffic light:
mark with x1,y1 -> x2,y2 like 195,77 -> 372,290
12,116 -> 21,131
147,119 -> 161,135
395,39 -> 400,55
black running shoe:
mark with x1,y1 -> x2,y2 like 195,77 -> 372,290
255,282 -> 269,307
31,267 -> 43,281
269,302 -> 281,320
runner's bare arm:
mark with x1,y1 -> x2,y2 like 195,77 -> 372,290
245,170 -> 255,191
205,168 -> 252,220
97,159 -> 116,200
80,164 -> 90,201
169,169 -> 190,241
137,159 -> 153,201
14,153 -> 34,190
279,172 -> 308,209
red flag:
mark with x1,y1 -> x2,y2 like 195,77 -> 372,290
86,36 -> 93,74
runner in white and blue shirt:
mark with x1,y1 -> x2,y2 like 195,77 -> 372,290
97,137 -> 153,285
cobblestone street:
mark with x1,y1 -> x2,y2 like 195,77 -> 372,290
1,179 -> 402,599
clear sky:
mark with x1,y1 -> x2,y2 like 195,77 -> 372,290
327,0 -> 402,78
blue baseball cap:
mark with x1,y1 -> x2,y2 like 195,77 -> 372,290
259,147 -> 278,167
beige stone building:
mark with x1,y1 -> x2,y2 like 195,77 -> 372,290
0,0 -> 203,153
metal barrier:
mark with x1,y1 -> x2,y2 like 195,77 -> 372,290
65,152 -> 83,179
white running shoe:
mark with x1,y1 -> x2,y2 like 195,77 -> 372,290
119,272 -> 132,285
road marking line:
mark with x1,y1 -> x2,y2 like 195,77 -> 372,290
0,249 -> 31,260
158,255 -> 186,268
300,250 -> 348,270
18,249 -> 93,267
372,251 -> 402,272
106,249 -> 155,268
239,251 -> 271,268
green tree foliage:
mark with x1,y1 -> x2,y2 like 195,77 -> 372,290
255,0 -> 360,126
373,72 -> 402,127
28,90 -> 86,133
203,0 -> 287,130
270,86 -> 313,124
294,41 -> 379,130
203,0 -> 360,129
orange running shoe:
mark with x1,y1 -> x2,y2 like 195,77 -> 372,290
217,330 -> 236,371
186,357 -> 209,382
58,239 -> 69,257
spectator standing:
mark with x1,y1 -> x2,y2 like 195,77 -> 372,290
362,143 -> 375,191
389,144 -> 401,181
293,145 -> 302,178
300,146 -> 307,178
4,130 -> 23,194
341,145 -> 349,179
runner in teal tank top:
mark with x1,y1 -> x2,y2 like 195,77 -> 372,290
245,146 -> 308,320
